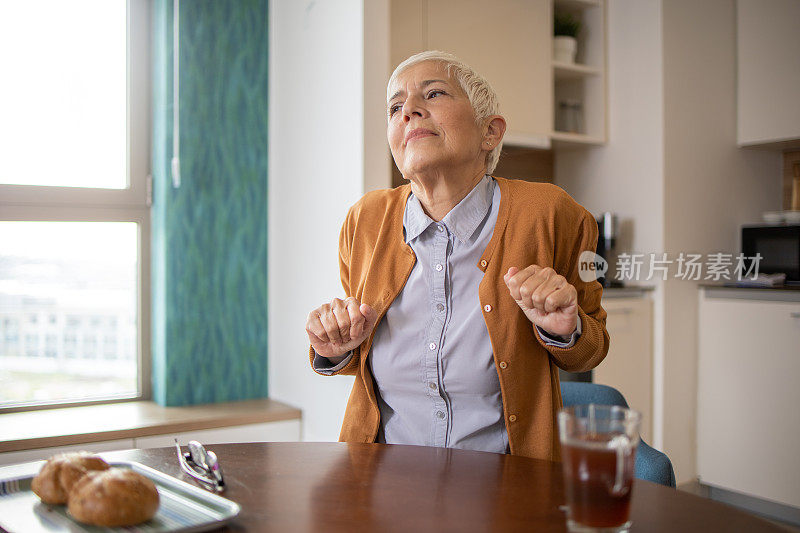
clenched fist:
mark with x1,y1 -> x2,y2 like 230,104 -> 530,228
306,297 -> 378,359
504,265 -> 578,338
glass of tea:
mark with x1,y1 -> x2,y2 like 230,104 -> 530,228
558,404 -> 641,532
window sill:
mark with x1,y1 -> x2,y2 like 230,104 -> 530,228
0,398 -> 301,453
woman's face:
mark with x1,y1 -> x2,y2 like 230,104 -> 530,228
387,61 -> 485,178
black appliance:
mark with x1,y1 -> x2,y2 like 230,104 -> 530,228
558,213 -> 626,384
741,224 -> 800,284
596,212 -> 624,288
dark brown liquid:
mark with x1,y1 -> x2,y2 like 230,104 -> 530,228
562,439 -> 636,528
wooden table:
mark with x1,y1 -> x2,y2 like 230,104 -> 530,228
98,442 -> 781,532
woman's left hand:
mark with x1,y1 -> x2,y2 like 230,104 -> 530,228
504,265 -> 578,338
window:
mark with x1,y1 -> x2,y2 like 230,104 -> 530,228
0,0 -> 150,410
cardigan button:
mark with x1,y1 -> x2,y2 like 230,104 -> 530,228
508,414 -> 517,423
484,304 -> 492,312
480,259 -> 488,268
499,361 -> 508,369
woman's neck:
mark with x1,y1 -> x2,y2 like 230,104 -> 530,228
408,166 -> 487,222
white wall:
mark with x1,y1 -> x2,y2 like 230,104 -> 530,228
661,0 -> 781,483
555,0 -> 664,259
268,0 -> 364,441
554,0 -> 666,449
557,0 -> 782,484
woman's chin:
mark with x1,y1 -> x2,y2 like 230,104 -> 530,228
400,155 -> 445,177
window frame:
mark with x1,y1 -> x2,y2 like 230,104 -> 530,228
0,0 -> 152,412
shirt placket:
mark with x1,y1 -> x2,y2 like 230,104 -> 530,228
426,222 -> 450,447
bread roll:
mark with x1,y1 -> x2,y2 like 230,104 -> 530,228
31,452 -> 110,505
68,469 -> 160,527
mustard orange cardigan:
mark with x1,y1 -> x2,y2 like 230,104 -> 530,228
310,177 -> 609,461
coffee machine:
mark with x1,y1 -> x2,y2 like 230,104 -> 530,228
595,212 -> 623,288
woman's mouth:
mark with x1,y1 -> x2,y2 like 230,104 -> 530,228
405,128 -> 437,143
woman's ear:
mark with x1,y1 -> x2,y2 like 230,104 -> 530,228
483,115 -> 507,148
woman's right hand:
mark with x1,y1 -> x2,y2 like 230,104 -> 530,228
306,297 -> 378,359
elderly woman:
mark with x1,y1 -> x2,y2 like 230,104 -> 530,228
305,51 -> 609,461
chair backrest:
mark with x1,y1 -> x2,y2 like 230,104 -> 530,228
560,382 -> 676,488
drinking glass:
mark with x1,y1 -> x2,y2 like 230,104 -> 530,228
558,404 -> 641,532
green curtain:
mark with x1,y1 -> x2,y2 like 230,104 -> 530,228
151,0 -> 269,406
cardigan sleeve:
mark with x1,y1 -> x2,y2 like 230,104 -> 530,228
308,206 -> 362,376
537,203 -> 610,373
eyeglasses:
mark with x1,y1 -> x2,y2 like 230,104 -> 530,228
174,439 -> 226,492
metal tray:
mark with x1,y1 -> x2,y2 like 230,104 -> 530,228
0,460 -> 240,533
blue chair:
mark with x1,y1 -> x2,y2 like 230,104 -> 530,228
560,382 -> 676,488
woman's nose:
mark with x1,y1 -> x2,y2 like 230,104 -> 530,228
402,97 -> 426,121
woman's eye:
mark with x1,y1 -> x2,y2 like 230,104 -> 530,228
427,89 -> 445,99
389,104 -> 401,116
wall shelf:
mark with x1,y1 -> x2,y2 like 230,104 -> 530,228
553,61 -> 601,80
552,0 -> 606,144
554,0 -> 600,9
550,131 -> 605,148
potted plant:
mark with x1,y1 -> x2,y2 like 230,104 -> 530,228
554,12 -> 581,64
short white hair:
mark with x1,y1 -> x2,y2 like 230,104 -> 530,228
388,50 -> 503,174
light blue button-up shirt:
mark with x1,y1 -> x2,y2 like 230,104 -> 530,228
370,176 -> 505,452
314,176 -> 580,453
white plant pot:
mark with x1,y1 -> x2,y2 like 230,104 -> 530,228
553,36 -> 577,64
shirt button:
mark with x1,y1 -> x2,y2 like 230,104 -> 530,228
429,382 -> 437,390
437,225 -> 444,232
429,342 -> 436,351
436,303 -> 444,312
484,304 -> 492,312
480,260 -> 488,268
509,414 -> 517,423
499,361 -> 508,369
435,263 -> 443,271
436,411 -> 446,419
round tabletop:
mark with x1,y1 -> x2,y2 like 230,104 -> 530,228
102,442 -> 782,532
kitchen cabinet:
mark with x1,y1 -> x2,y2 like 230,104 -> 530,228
736,0 -> 800,149
389,0 -> 606,149
697,288 -> 800,508
427,0 -> 552,147
592,294 -> 653,442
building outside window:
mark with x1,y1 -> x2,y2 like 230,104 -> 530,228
0,0 -> 151,410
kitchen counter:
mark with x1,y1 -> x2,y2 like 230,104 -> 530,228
602,285 -> 655,298
700,283 -> 800,302
698,288 -> 800,510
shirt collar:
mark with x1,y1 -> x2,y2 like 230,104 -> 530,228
404,175 -> 495,244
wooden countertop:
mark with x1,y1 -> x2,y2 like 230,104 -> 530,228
0,398 -> 301,453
